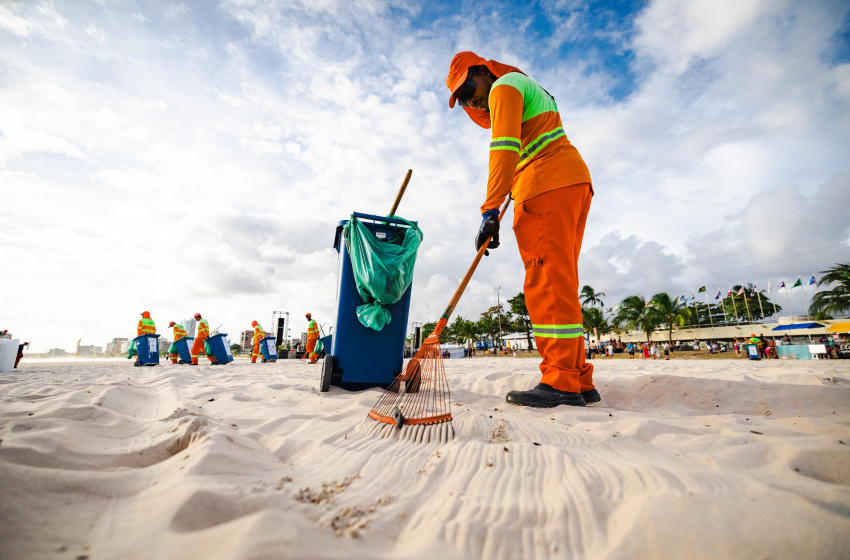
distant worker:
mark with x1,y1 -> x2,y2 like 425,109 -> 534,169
128,311 -> 157,359
191,313 -> 216,365
304,313 -> 320,364
251,321 -> 265,363
14,342 -> 29,368
167,321 -> 188,364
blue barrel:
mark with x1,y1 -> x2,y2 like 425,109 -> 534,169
746,344 -> 761,360
134,334 -> 161,366
260,336 -> 278,362
207,333 -> 234,364
320,334 -> 332,354
329,213 -> 415,390
174,337 -> 193,363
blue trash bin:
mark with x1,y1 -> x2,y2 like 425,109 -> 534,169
134,334 -> 161,366
206,333 -> 234,364
324,213 -> 416,391
174,336 -> 193,364
260,336 -> 278,362
746,344 -> 761,360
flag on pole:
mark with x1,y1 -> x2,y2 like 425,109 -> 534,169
604,308 -> 613,313
768,280 -> 772,292
792,277 -> 802,288
76,339 -> 81,347
715,289 -> 721,300
726,287 -> 733,297
615,305 -> 622,311
736,286 -> 745,295
809,275 -> 816,285
750,284 -> 757,296
644,299 -> 653,307
778,280 -> 786,289
697,286 -> 706,293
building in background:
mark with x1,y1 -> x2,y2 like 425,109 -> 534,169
106,338 -> 129,355
47,348 -> 66,357
240,330 -> 252,349
157,338 -> 171,353
76,345 -> 103,356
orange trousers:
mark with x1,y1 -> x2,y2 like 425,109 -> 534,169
191,336 -> 214,365
251,342 -> 261,362
513,184 -> 594,393
305,337 -> 318,363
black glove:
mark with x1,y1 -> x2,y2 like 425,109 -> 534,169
475,208 -> 500,256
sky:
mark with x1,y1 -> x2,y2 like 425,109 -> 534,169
2,0 -> 849,353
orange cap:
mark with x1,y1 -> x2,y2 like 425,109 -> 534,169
168,321 -> 176,328
447,51 -> 488,108
194,313 -> 202,318
252,320 -> 259,327
305,313 -> 311,318
141,311 -> 151,318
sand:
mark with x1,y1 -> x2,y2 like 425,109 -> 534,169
1,356 -> 849,559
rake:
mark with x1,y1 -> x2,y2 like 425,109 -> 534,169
365,194 -> 512,443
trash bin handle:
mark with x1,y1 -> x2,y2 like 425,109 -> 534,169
351,212 -> 417,226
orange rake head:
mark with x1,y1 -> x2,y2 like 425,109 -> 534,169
366,319 -> 453,441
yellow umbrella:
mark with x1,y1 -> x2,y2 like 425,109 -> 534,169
827,322 -> 850,333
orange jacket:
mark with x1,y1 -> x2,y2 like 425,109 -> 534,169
307,319 -> 319,341
137,312 -> 156,336
482,72 -> 591,212
196,318 -> 209,340
253,324 -> 265,345
172,324 -> 187,341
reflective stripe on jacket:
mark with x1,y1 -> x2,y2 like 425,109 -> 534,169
307,320 -> 319,340
138,318 -> 156,336
253,325 -> 265,345
172,325 -> 187,341
197,319 -> 210,339
482,72 -> 591,213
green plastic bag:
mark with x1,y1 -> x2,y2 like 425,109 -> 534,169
343,215 -> 423,331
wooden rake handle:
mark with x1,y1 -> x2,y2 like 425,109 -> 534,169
434,194 -> 513,334
389,169 -> 412,216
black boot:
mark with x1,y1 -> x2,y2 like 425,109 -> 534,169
506,383 -> 586,408
581,388 -> 601,403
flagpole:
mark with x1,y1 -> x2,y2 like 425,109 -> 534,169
730,290 -> 740,326
769,282 -> 777,320
691,294 -> 699,327
704,291 -> 714,329
742,289 -> 753,324
756,287 -> 765,322
720,296 -> 728,325
783,278 -> 793,320
800,283 -> 811,322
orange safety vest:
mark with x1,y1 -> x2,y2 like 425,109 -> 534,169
253,324 -> 265,345
197,319 -> 210,339
307,319 -> 319,340
138,318 -> 156,336
172,324 -> 187,341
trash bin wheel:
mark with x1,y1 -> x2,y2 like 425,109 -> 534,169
261,357 -> 267,363
178,359 -> 184,365
134,360 -> 141,367
320,354 -> 333,392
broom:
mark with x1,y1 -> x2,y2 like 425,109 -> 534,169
365,193 -> 512,443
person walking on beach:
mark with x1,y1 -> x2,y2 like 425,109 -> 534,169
128,311 -> 156,359
167,321 -> 187,364
643,343 -> 650,359
190,313 -> 216,365
606,343 -> 614,359
662,341 -> 670,360
626,342 -> 635,359
447,51 -> 596,407
14,342 -> 28,368
304,313 -> 320,364
650,343 -> 658,359
250,321 -> 265,363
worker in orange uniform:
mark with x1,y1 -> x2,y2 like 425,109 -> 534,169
303,313 -> 320,364
190,313 -> 217,365
167,321 -> 188,364
128,311 -> 157,359
447,51 -> 599,408
251,321 -> 265,363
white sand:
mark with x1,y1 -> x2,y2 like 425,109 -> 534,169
1,357 -> 849,559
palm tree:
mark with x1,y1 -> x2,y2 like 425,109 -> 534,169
614,295 -> 659,341
648,292 -> 689,343
580,285 -> 606,309
810,262 -> 850,317
581,307 -> 610,339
